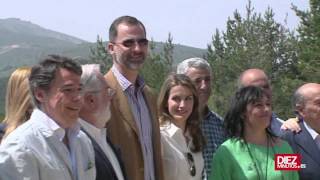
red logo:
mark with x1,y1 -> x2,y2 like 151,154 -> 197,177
275,154 -> 306,170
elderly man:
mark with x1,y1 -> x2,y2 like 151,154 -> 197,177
177,57 -> 226,177
282,83 -> 320,180
0,55 -> 95,180
104,16 -> 163,180
79,64 -> 126,180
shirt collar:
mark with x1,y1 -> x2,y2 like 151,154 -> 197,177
303,121 -> 319,140
79,118 -> 107,140
161,121 -> 183,138
111,65 -> 145,91
31,108 -> 80,141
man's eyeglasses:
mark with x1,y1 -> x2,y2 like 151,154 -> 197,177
112,38 -> 149,48
186,152 -> 196,176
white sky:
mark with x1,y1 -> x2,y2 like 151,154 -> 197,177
0,0 -> 309,48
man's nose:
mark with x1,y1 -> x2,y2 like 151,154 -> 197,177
199,80 -> 208,89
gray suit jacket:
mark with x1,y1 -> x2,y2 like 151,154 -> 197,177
282,121 -> 320,180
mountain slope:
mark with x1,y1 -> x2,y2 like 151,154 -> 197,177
0,18 -> 206,115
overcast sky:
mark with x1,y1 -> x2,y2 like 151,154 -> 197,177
1,0 -> 309,48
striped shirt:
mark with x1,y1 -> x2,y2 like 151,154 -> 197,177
112,66 -> 155,180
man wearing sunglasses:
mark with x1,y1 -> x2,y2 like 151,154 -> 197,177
104,16 -> 163,180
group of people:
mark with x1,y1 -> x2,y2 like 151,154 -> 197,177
0,15 -> 319,180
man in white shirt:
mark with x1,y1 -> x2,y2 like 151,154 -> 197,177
0,55 -> 96,180
283,83 -> 320,180
79,64 -> 126,180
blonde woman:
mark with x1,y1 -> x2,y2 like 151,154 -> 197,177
0,67 -> 32,141
158,74 -> 205,180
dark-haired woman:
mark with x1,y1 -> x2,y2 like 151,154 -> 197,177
158,74 -> 205,180
209,86 -> 298,180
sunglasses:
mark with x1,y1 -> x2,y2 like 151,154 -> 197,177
113,38 -> 149,48
186,152 -> 196,176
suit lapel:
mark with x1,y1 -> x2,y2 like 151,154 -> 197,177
294,122 -> 320,167
105,71 -> 139,135
107,136 -> 127,179
81,128 -> 109,162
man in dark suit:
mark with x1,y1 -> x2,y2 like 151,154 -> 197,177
79,64 -> 126,180
282,83 -> 320,180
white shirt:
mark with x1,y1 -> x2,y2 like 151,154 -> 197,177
46,110 -> 81,180
0,109 -> 96,180
160,122 -> 204,180
80,119 -> 124,180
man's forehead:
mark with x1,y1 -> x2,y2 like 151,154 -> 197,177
248,78 -> 268,85
53,68 -> 81,85
243,74 -> 268,86
116,23 -> 145,36
303,88 -> 320,102
299,83 -> 320,97
186,67 -> 211,77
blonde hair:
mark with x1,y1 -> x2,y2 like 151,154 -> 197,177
3,67 -> 32,138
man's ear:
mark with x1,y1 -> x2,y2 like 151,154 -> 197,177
295,104 -> 304,117
84,94 -> 96,109
84,94 -> 94,103
34,88 -> 46,103
107,43 -> 114,55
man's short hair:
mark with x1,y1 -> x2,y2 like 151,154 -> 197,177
109,15 -> 146,42
29,54 -> 82,108
176,57 -> 212,75
81,64 -> 103,93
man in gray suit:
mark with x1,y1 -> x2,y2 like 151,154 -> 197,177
283,83 -> 320,180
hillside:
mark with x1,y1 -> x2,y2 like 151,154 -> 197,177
0,18 -> 206,115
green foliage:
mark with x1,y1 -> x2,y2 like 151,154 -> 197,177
293,0 -> 320,82
206,1 -> 300,118
141,39 -> 168,91
89,36 -> 112,73
141,35 -> 175,91
162,32 -> 174,68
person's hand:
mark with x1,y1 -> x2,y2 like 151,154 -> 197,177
281,117 -> 301,133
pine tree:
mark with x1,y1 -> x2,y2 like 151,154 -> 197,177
207,1 -> 299,118
293,0 -> 320,82
89,35 -> 112,73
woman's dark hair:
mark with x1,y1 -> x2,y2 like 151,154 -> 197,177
158,73 -> 205,152
224,86 -> 274,140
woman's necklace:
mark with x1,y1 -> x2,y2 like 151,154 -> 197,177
245,135 -> 270,180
